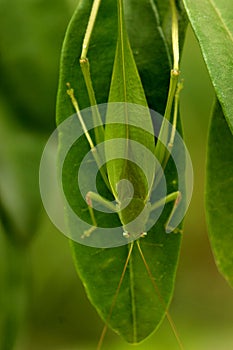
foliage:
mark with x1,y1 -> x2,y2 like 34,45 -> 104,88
0,0 -> 232,349
57,0 -> 187,342
183,0 -> 233,287
206,101 -> 233,288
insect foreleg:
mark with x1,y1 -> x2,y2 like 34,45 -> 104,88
86,191 -> 117,212
82,191 -> 117,238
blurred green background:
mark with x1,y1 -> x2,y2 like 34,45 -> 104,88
0,1 -> 233,349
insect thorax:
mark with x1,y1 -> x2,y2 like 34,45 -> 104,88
117,197 -> 151,239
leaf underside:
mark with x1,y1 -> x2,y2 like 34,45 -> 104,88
206,100 -> 233,288
57,0 -> 187,343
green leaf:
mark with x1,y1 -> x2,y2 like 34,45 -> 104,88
206,100 -> 233,288
57,0 -> 187,344
182,0 -> 233,133
71,230 -> 181,343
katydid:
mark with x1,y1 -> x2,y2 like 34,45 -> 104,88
67,0 -> 182,241
65,0 -> 187,348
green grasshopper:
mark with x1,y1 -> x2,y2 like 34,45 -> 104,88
67,0 -> 182,242
65,0 -> 187,348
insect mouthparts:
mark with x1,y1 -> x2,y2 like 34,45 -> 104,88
122,231 -> 148,239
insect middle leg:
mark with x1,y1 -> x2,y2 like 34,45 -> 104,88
150,190 -> 182,233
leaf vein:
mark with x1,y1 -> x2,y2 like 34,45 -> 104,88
209,0 -> 233,43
